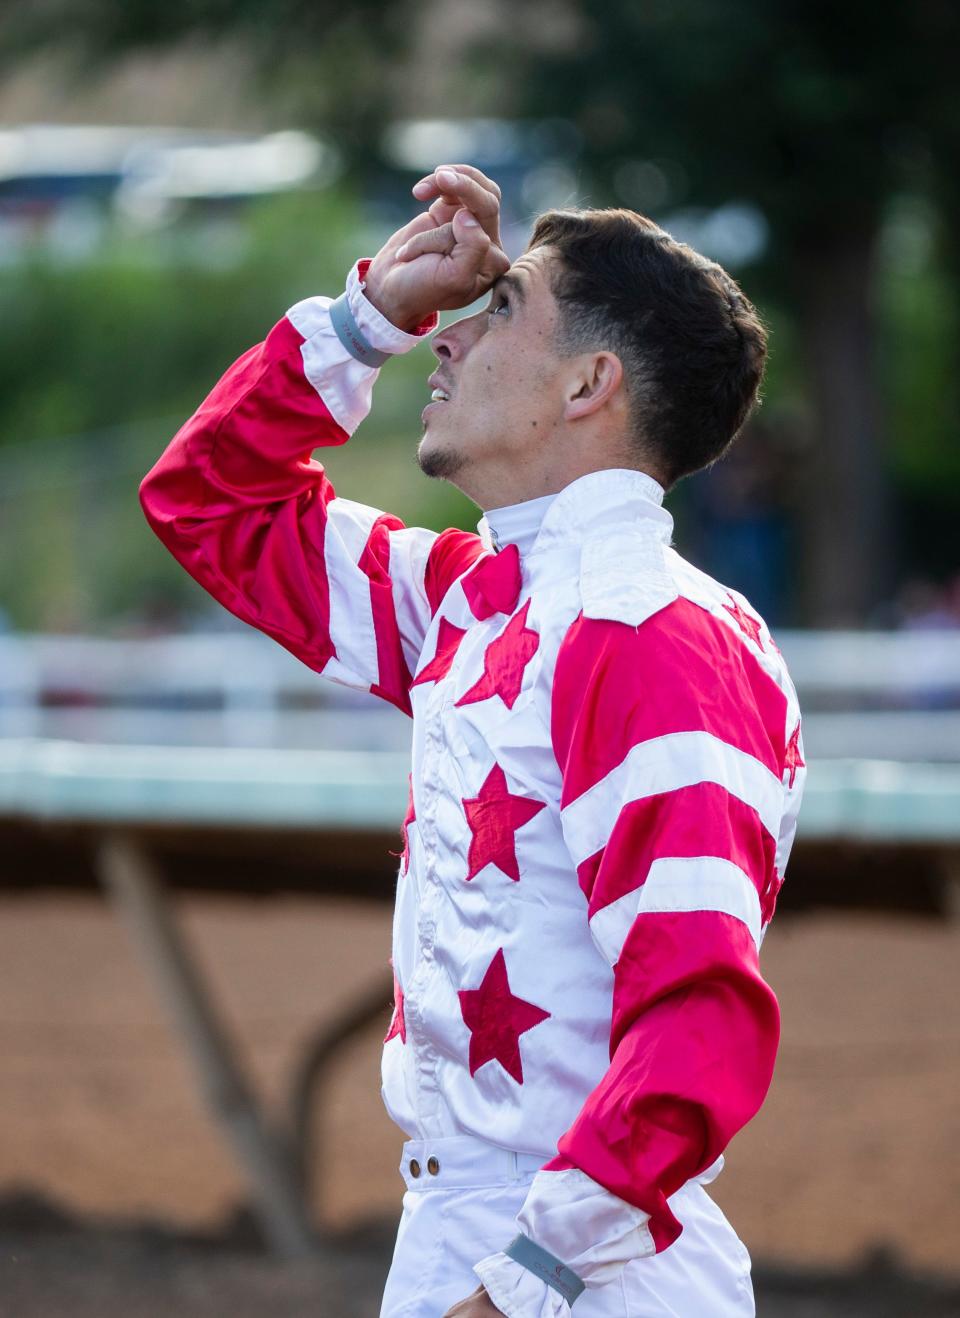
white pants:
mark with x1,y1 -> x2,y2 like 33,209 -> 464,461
380,1135 -> 755,1317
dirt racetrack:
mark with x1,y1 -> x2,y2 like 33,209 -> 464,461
1,894 -> 958,1315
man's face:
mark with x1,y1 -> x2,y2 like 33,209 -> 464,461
416,245 -> 567,506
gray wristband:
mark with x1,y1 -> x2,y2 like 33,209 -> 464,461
503,1233 -> 585,1306
329,291 -> 392,368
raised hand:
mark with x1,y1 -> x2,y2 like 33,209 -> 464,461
363,164 -> 511,332
442,1284 -> 504,1317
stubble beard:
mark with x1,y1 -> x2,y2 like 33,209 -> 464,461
416,431 -> 468,481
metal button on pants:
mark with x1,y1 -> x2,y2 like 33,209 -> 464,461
380,1134 -> 754,1317
399,1135 -> 543,1194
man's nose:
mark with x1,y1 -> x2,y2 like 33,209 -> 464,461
430,309 -> 485,363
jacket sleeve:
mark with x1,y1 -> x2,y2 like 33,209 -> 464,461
139,258 -> 484,716
474,597 -> 805,1316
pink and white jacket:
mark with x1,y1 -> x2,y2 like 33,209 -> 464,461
140,259 -> 806,1316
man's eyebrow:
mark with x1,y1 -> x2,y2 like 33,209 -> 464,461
491,272 -> 527,306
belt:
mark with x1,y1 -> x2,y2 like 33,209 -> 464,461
400,1133 -> 546,1193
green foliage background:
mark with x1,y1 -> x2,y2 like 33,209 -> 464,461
0,188 -> 478,630
0,181 -> 958,630
2,0 -> 960,627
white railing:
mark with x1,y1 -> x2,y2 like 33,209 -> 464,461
1,738 -> 958,842
772,629 -> 960,698
0,631 -> 412,750
2,629 -> 960,760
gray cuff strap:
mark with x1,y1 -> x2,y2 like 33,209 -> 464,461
329,291 -> 392,368
503,1233 -> 586,1306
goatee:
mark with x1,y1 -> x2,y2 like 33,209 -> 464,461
417,438 -> 467,480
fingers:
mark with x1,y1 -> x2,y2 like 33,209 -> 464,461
486,243 -> 512,279
396,208 -> 498,264
477,241 -> 512,288
413,163 -> 502,201
426,169 -> 500,230
412,166 -> 502,247
395,221 -> 456,262
450,205 -> 492,251
390,210 -> 441,248
395,208 -> 507,307
426,195 -> 461,228
448,208 -> 510,291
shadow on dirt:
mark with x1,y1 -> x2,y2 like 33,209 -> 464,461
0,1192 -> 957,1317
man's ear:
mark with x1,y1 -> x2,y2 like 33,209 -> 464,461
562,352 -> 624,422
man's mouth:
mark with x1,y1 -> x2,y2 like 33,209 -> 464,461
423,375 -> 454,424
427,373 -> 454,403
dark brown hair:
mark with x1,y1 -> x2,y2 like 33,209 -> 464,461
528,209 -> 767,487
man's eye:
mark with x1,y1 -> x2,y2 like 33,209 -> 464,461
487,296 -> 509,317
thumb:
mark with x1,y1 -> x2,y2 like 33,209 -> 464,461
452,207 -> 488,250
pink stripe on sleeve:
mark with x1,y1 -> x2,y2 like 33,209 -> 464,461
554,601 -> 789,806
140,317 -> 349,673
544,909 -> 779,1252
575,781 -> 777,920
358,514 -> 415,716
543,597 -> 785,1256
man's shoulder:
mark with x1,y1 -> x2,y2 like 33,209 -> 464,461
578,524 -> 678,628
661,544 -> 764,621
562,540 -> 781,676
575,529 -> 766,630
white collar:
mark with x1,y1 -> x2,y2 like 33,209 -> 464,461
479,491 -> 558,557
477,468 -> 670,557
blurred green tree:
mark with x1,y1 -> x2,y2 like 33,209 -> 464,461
464,0 -> 959,622
3,0 -> 959,623
0,0 -> 413,168
0,191 -> 466,631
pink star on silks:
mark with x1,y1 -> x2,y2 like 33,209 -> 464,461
723,594 -> 764,649
384,963 -> 406,1044
760,868 -> 784,926
456,599 -> 539,710
400,775 -> 415,874
462,543 -> 522,620
458,948 -> 550,1084
783,720 -> 805,788
412,617 -> 467,688
461,763 -> 546,882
